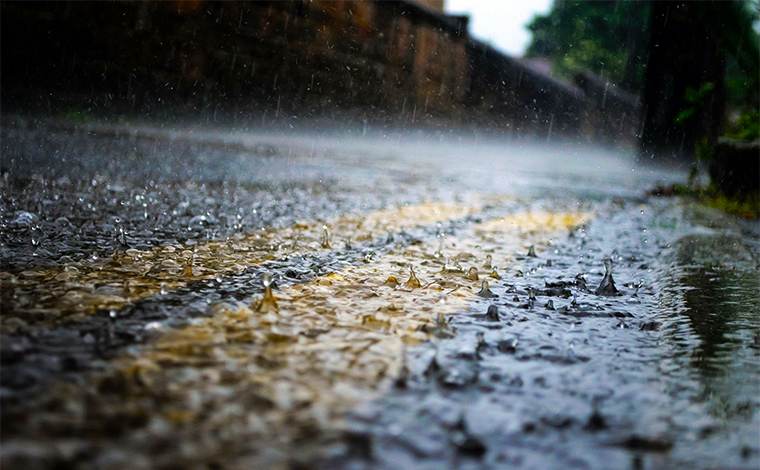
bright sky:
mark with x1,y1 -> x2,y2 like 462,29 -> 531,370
445,0 -> 554,57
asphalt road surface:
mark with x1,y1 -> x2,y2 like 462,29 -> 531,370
1,117 -> 759,470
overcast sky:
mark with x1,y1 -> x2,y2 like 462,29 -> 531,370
445,0 -> 554,57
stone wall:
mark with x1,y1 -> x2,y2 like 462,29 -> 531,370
1,0 -> 639,146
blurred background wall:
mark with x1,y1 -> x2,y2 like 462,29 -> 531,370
1,0 -> 639,146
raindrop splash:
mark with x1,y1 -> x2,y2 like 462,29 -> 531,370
254,274 -> 279,313
117,228 -> 129,248
384,276 -> 399,288
528,287 -> 537,302
183,254 -> 194,277
483,254 -> 492,269
477,280 -> 497,298
320,225 -> 331,249
595,257 -> 619,296
484,304 -> 499,321
434,223 -> 446,258
405,267 -> 421,289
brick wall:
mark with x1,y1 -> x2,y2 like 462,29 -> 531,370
1,0 -> 639,146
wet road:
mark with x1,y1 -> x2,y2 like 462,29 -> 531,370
1,117 -> 758,470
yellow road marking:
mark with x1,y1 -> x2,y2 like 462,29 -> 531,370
0,201 -> 483,331
70,208 -> 591,467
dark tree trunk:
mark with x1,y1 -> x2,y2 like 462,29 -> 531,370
638,2 -> 725,162
620,6 -> 650,93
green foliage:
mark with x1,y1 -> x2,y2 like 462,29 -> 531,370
725,64 -> 759,111
525,0 -> 650,91
710,1 -> 760,125
676,83 -> 715,124
719,2 -> 759,142
685,83 -> 715,105
714,1 -> 760,84
651,181 -> 760,219
703,189 -> 760,219
725,110 -> 760,141
695,137 -> 715,164
525,0 -> 759,97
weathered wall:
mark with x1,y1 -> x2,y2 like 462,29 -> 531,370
1,1 -> 468,119
1,0 -> 639,146
408,0 -> 445,13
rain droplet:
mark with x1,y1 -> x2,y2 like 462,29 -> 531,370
484,304 -> 499,321
595,257 -> 619,296
440,256 -> 451,273
183,258 -> 194,277
117,228 -> 129,247
405,267 -> 421,289
483,254 -> 492,269
527,245 -> 537,257
384,276 -> 399,287
466,266 -> 479,281
254,274 -> 279,313
320,225 -> 331,249
477,280 -> 497,298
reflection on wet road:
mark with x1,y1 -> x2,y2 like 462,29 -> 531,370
1,119 -> 758,470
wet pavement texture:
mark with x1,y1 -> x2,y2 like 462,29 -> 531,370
1,117 -> 758,470
333,204 -> 760,470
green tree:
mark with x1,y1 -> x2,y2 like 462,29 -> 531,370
525,0 -> 650,92
639,1 -> 759,161
527,0 -> 758,160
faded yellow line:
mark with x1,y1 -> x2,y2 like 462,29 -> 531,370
0,201 -> 484,331
75,208 -> 592,468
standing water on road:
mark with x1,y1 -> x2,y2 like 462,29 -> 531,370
1,120 -> 758,470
